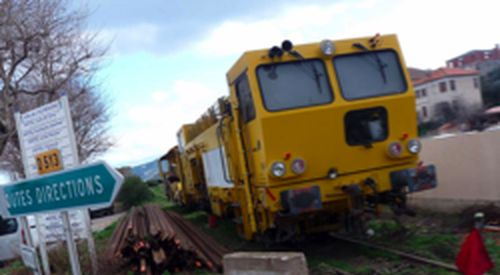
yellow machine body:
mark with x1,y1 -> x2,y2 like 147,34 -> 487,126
166,34 -> 437,241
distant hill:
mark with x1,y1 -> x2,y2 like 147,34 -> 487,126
131,159 -> 161,182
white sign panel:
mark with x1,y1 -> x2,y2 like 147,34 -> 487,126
20,244 -> 39,270
39,211 -> 87,242
17,99 -> 77,178
12,95 -> 95,275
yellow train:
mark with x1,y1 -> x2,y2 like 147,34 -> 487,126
158,34 -> 437,242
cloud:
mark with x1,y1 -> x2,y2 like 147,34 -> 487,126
194,1 -> 374,57
102,80 -> 224,166
97,23 -> 161,54
195,0 -> 500,69
151,90 -> 168,102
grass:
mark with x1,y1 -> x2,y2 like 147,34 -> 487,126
478,232 -> 500,274
149,184 -> 172,208
404,234 -> 459,260
94,220 -> 118,242
0,260 -> 29,275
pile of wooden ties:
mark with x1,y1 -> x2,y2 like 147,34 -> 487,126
106,204 -> 230,274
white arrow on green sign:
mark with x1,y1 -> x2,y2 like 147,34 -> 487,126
0,161 -> 123,217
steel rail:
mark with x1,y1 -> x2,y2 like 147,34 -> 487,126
330,233 -> 460,273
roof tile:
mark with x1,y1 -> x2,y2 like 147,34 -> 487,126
413,67 -> 478,86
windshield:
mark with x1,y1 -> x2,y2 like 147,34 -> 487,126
333,50 -> 407,100
256,59 -> 333,111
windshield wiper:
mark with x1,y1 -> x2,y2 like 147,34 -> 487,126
352,42 -> 388,83
288,50 -> 324,94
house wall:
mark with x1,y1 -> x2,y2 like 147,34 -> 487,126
415,75 -> 482,122
408,129 -> 500,212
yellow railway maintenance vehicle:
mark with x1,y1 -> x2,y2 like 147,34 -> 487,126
158,146 -> 186,205
160,34 -> 437,242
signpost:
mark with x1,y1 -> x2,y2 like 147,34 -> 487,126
4,95 -> 120,275
14,95 -> 84,274
0,161 -> 123,217
0,161 -> 122,275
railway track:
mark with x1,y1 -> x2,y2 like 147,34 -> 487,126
329,233 -> 460,273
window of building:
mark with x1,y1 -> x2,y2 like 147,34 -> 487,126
416,89 -> 420,98
449,80 -> 456,91
439,82 -> 447,92
422,89 -> 427,97
473,77 -> 479,89
422,106 -> 428,118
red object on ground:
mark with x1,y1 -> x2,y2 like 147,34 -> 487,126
455,229 -> 494,275
208,214 -> 217,228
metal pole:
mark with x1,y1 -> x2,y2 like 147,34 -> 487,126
35,215 -> 51,275
20,217 -> 42,275
82,210 -> 98,275
15,112 -> 42,275
61,211 -> 81,275
61,94 -> 98,274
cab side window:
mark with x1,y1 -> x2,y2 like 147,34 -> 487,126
235,74 -> 256,123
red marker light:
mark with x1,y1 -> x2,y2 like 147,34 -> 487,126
401,133 -> 409,141
291,158 -> 306,174
388,142 -> 402,157
284,152 -> 292,160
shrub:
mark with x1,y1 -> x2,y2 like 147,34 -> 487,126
146,179 -> 161,187
116,176 -> 153,209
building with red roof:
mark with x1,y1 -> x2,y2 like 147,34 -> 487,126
446,45 -> 500,75
413,67 -> 482,123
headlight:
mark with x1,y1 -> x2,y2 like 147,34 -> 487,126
291,158 -> 306,175
407,139 -> 421,154
271,161 -> 286,177
387,142 -> 402,158
320,39 -> 335,56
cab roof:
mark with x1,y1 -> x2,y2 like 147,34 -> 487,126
226,34 -> 401,84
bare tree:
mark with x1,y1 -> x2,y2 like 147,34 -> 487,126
0,0 -> 112,178
68,79 -> 114,162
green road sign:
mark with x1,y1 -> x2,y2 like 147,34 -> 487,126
0,161 -> 123,217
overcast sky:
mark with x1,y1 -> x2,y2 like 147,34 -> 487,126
80,0 -> 500,168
